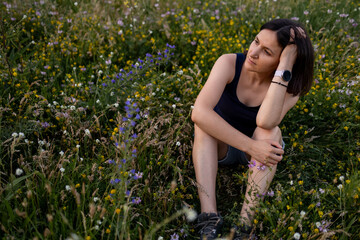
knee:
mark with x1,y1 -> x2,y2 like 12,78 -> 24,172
252,126 -> 282,142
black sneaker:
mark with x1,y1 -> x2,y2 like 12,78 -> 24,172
231,225 -> 255,240
195,212 -> 223,240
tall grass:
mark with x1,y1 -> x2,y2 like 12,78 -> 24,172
1,0 -> 359,239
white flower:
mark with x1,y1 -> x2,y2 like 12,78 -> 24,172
339,176 -> 344,182
176,141 -> 181,146
98,70 -> 103,76
96,99 -> 101,104
93,197 -> 100,202
25,139 -> 29,144
12,132 -> 18,138
59,151 -> 64,156
70,105 -> 76,110
60,167 -> 65,173
114,103 -> 119,108
337,184 -> 343,190
76,145 -> 80,149
300,211 -> 306,218
63,130 -> 67,135
19,132 -> 25,138
184,208 -> 197,222
290,180 -> 294,185
110,92 -> 114,96
96,139 -> 100,143
172,104 -> 176,109
177,70 -> 183,75
96,220 -> 102,225
316,222 -> 321,228
15,168 -> 24,176
293,232 -> 301,239
74,2 -> 78,6
65,185 -> 71,191
23,15 -> 27,19
157,237 -> 164,240
94,225 -> 99,230
85,129 -> 90,136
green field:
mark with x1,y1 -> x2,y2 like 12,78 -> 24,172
0,0 -> 359,239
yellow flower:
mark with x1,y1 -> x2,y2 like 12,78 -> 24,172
344,126 -> 349,131
106,228 -> 111,234
298,180 -> 303,185
115,208 -> 121,214
314,229 -> 319,233
288,226 -> 294,231
110,189 -> 116,194
85,236 -> 91,240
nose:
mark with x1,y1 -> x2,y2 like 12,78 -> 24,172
249,46 -> 260,59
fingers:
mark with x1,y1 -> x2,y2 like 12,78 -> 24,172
289,27 -> 307,43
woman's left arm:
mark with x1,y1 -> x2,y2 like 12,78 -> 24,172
257,32 -> 300,129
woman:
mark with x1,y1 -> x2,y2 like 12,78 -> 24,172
191,19 -> 314,239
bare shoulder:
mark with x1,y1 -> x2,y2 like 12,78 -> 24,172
211,53 -> 237,84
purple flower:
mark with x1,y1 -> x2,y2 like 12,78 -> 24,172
257,164 -> 266,171
291,17 -> 299,21
132,197 -> 141,204
170,233 -> 179,240
267,190 -> 274,197
111,79 -> 116,83
248,160 -> 256,168
125,190 -> 131,196
303,10 -> 309,15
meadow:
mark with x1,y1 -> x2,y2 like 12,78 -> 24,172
0,0 -> 359,239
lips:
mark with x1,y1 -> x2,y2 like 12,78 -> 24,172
247,56 -> 256,65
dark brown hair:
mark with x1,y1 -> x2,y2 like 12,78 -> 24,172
261,19 -> 314,96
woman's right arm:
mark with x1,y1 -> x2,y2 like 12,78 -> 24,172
191,54 -> 283,164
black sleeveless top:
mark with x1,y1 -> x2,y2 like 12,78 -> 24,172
214,53 -> 260,137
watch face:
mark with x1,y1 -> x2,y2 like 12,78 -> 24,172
283,70 -> 292,82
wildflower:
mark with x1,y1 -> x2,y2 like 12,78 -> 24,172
176,141 -> 181,146
60,167 -> 65,173
293,232 -> 301,239
248,160 -> 256,168
12,132 -> 18,138
257,164 -> 266,171
65,185 -> 71,191
115,208 -> 121,214
319,188 -> 325,194
132,197 -> 141,204
170,233 -> 179,240
158,237 -> 164,240
337,184 -> 343,190
19,132 -> 25,138
184,208 -> 197,222
267,190 -> 274,197
85,129 -> 90,136
327,9 -> 332,14
339,176 -> 344,181
76,145 -> 80,149
300,211 -> 306,218
172,104 -> 176,109
303,10 -> 309,15
15,168 -> 24,176
93,197 -> 100,202
74,2 -> 78,6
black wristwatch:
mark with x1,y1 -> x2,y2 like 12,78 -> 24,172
275,70 -> 292,82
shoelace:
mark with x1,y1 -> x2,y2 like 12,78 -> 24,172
195,216 -> 221,235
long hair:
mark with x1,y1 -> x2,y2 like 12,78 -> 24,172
260,19 -> 314,96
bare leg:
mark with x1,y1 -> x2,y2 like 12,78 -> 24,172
240,126 -> 282,226
192,124 -> 227,213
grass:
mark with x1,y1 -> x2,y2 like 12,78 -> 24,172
0,0 -> 359,239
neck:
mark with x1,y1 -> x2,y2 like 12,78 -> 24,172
241,68 -> 274,86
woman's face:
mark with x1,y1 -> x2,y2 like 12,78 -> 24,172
244,29 -> 283,76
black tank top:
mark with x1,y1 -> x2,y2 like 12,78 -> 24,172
214,53 -> 260,137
